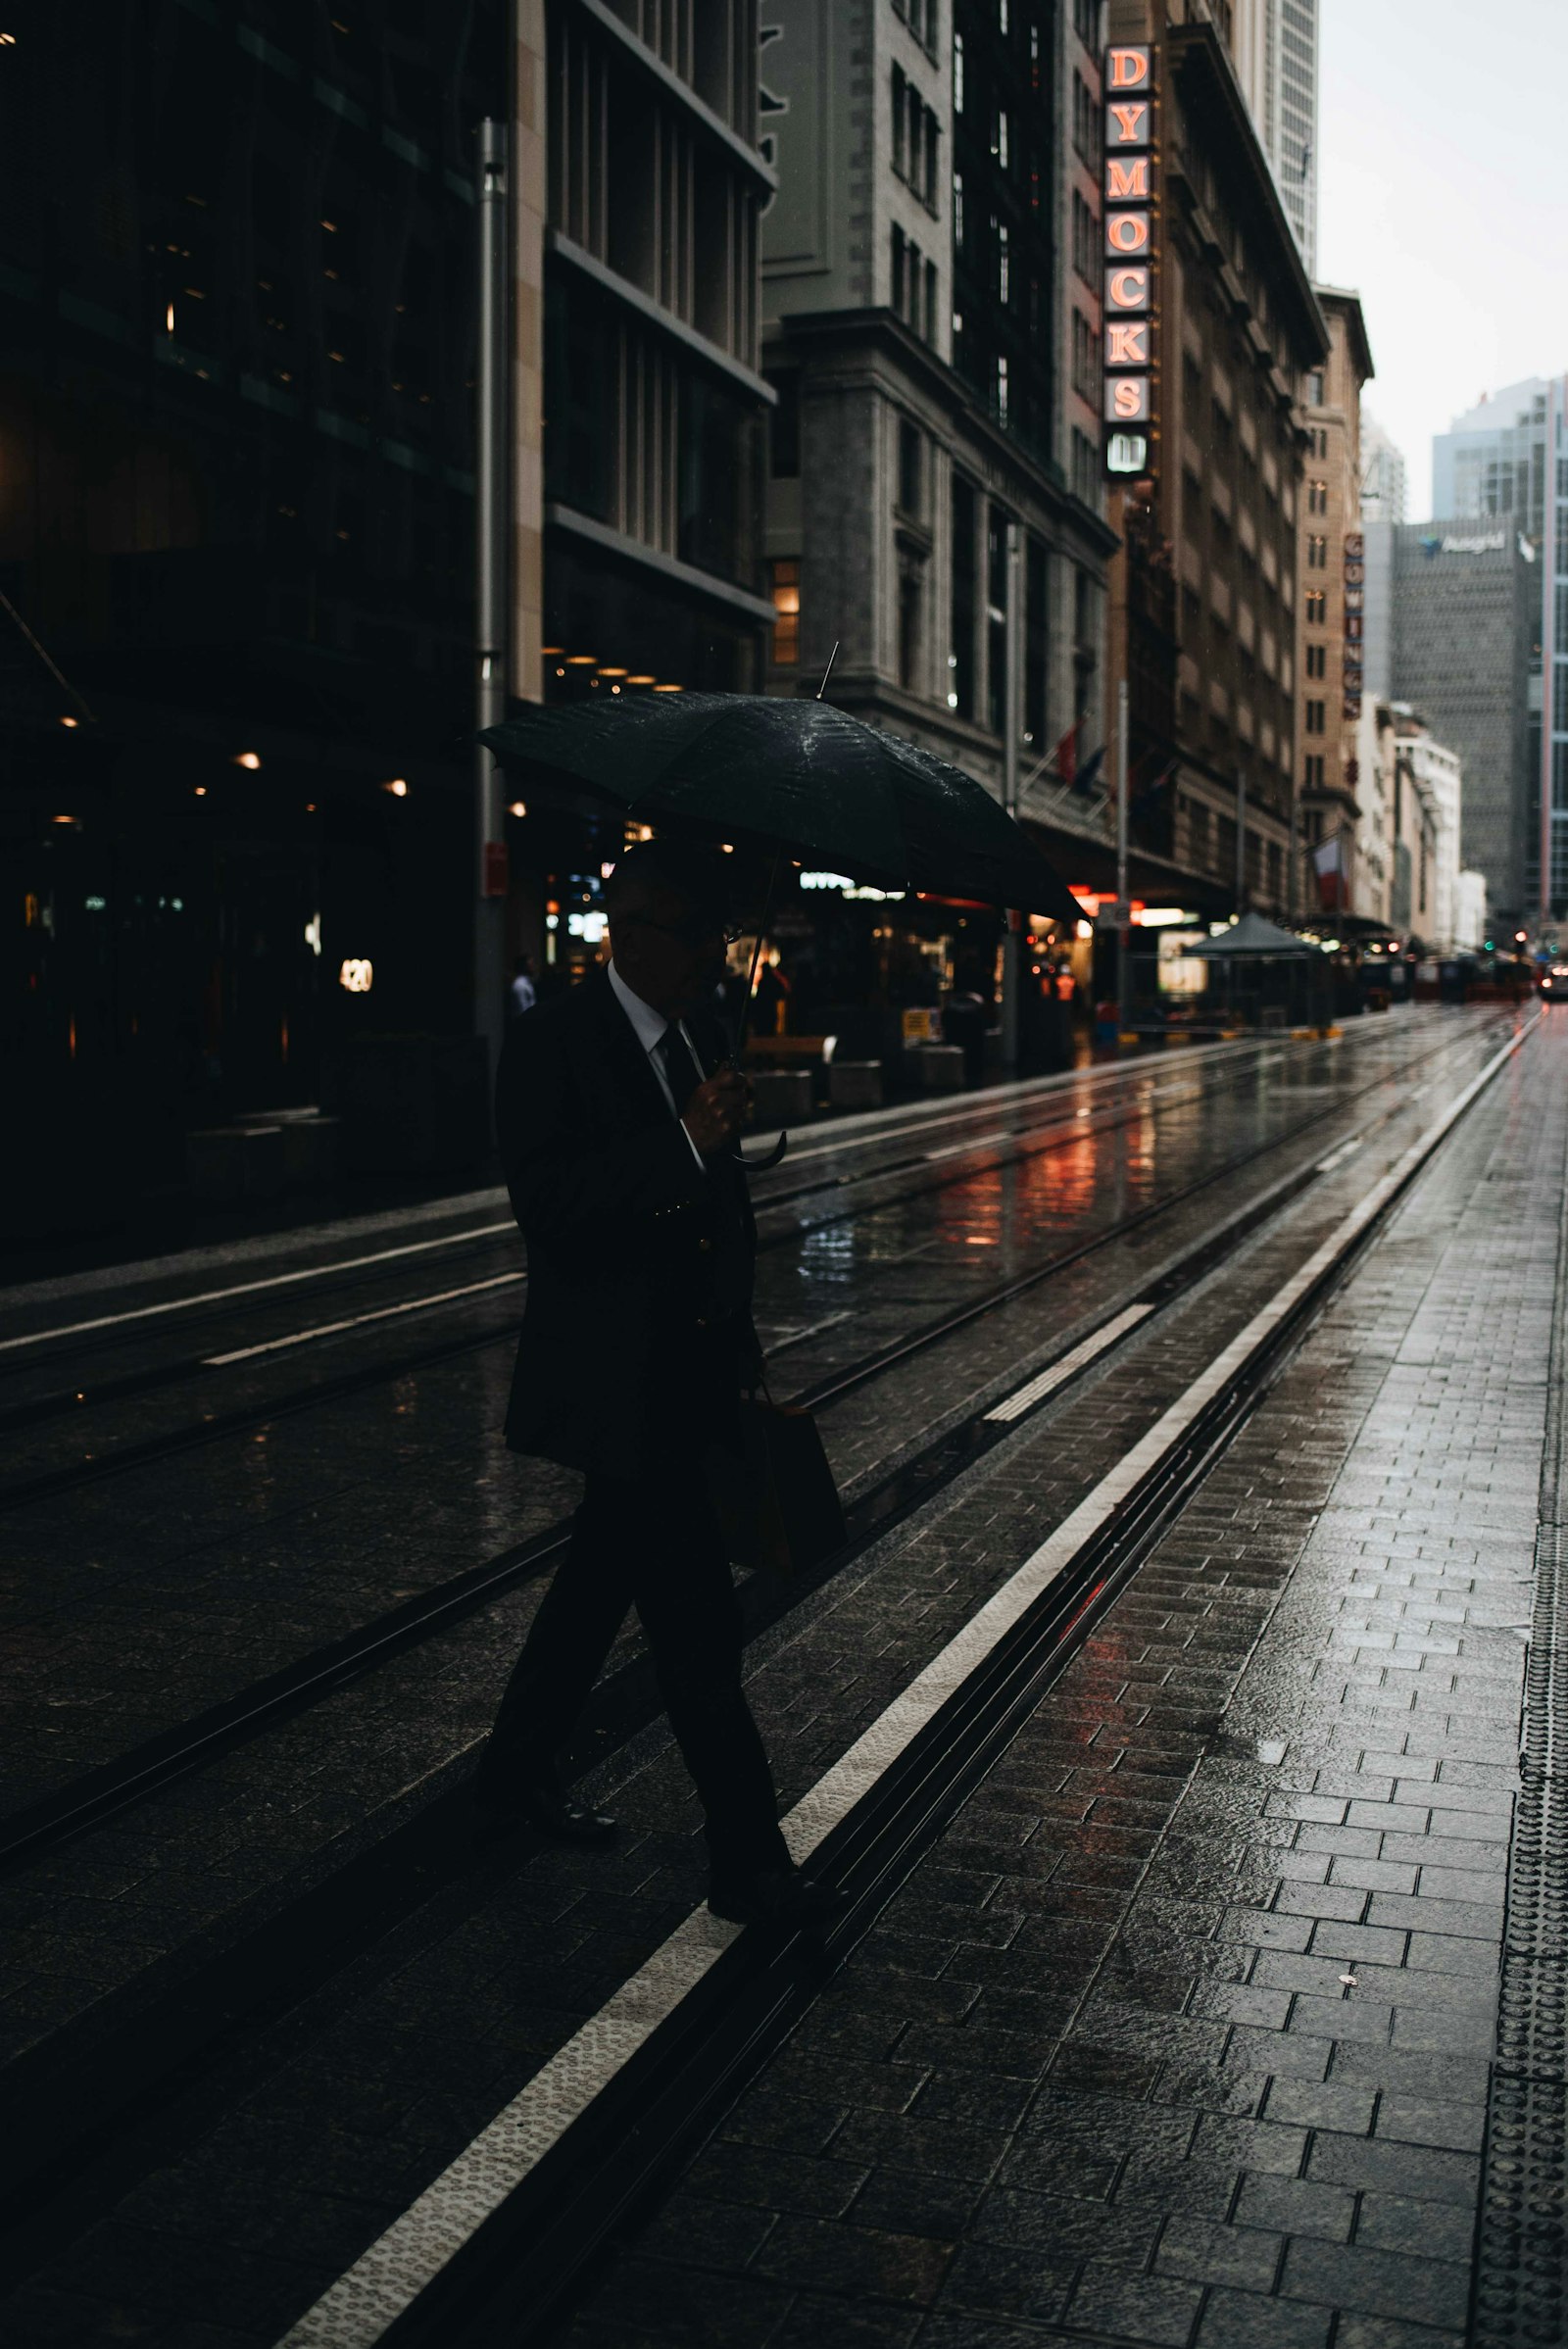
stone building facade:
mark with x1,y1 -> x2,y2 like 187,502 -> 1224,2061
758,0 -> 1114,847
1105,1 -> 1329,922
1296,286 -> 1372,911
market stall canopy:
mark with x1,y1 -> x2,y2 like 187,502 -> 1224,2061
480,693 -> 1082,924
1190,912 -> 1317,959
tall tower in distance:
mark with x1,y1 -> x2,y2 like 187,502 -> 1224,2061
1234,0 -> 1319,279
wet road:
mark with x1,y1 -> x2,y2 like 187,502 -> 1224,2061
1,1004 -> 1560,2349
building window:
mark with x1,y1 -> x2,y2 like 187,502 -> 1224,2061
1307,368 -> 1325,404
1304,587 -> 1326,623
996,353 -> 1009,421
1306,534 -> 1327,569
954,170 -> 964,249
1304,698 -> 1325,734
954,29 -> 964,112
1072,71 -> 1094,160
1305,641 -> 1326,678
899,416 -> 923,517
893,65 -> 907,176
770,559 -> 800,664
950,474 -> 977,717
987,506 -> 1009,736
925,257 -> 938,342
1072,188 -> 1096,285
892,223 -> 906,318
998,222 -> 1009,306
996,108 -> 1009,171
1303,753 -> 1325,789
1024,535 -> 1048,746
1308,478 -> 1328,514
1073,0 -> 1099,42
899,556 -> 924,691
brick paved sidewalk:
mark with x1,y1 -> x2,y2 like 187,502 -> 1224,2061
560,1024 -> 1563,2344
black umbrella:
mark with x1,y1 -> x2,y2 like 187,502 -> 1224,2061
479,688 -> 1081,925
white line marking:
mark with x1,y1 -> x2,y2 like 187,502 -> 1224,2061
984,1302 -> 1155,1423
202,1273 -> 525,1365
273,1013 -> 1539,2349
0,1226 -> 518,1355
3,1052 -> 1257,1353
1315,1132 -> 1366,1175
754,1310 -> 854,1354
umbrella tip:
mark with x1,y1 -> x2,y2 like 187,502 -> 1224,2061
814,642 -> 840,702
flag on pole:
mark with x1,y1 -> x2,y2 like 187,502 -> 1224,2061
1313,833 -> 1348,911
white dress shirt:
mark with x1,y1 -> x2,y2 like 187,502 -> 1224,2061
608,959 -> 709,1171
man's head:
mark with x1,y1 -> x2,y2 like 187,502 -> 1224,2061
604,839 -> 735,1019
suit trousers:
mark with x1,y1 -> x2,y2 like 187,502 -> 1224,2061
479,1453 -> 791,1882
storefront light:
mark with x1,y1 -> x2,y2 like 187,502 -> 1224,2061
564,655 -> 597,666
59,714 -> 78,729
383,778 -> 408,797
338,957 -> 373,993
626,674 -> 656,685
1076,919 -> 1094,940
510,800 -> 527,818
654,682 -> 683,692
234,750 -> 262,769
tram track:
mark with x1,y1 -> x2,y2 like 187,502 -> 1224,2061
300,1013 -> 1541,2349
0,1018 -> 1455,1508
0,1015 -> 1495,1881
0,1037 -> 1302,1457
0,1013 -> 1532,2306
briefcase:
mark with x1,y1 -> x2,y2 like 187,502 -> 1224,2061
708,1396 -> 846,1578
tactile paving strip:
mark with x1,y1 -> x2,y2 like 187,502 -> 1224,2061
1471,1144 -> 1568,2349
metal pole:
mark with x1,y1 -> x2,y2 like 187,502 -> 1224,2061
1001,521 -> 1022,1068
1115,674 -> 1129,1049
1234,764 -> 1247,912
474,118 -> 509,1082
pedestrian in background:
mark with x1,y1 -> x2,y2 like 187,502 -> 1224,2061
507,954 -> 537,1018
472,840 -> 844,1932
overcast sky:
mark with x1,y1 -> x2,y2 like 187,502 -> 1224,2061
1317,0 -> 1568,520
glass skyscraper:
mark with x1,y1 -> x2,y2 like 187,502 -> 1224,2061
1431,377 -> 1568,917
1236,0 -> 1319,278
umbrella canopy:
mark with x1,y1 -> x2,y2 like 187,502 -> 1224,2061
1190,911 -> 1316,960
480,693 -> 1082,924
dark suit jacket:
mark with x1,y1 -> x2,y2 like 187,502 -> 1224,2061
496,968 -> 759,1477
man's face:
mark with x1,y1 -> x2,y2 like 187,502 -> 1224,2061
609,885 -> 731,1019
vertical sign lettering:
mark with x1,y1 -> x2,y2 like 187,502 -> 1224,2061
1103,44 -> 1155,476
1343,533 -> 1364,718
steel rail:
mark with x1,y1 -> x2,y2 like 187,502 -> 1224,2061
0,1018 -> 1470,1508
0,1017 -> 1503,1881
373,1015 -> 1540,2349
0,1018 -> 1532,2298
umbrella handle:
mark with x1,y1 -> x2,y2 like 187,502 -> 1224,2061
731,1129 -> 789,1171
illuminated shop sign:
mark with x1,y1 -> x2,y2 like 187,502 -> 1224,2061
1344,532 -> 1364,718
1103,42 -> 1155,476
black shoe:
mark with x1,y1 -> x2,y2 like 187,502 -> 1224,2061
473,1780 -> 618,1845
708,1867 -> 849,1931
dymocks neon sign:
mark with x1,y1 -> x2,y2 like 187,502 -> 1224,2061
1103,42 -> 1154,475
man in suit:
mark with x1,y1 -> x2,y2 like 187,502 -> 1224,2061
473,840 -> 843,1931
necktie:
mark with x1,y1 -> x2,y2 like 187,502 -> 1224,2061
657,1024 -> 706,1116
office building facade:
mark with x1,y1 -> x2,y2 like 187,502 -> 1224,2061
1390,520 -> 1536,930
1234,0 -> 1318,278
1296,287 -> 1372,911
758,0 -> 1114,862
1430,374 -> 1568,917
536,0 -> 776,699
1104,1 -> 1327,925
